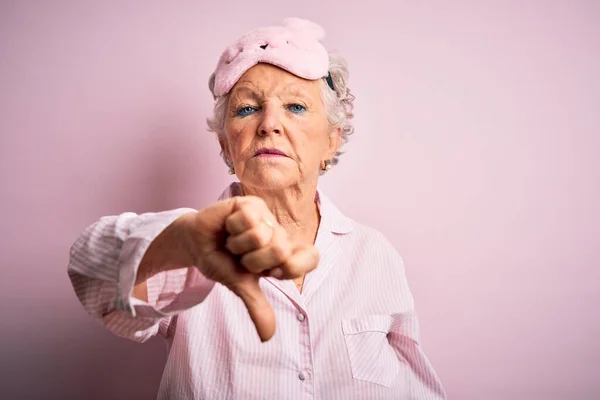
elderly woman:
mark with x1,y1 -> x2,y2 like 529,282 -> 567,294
68,18 -> 446,400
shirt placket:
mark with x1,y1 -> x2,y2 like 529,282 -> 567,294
296,307 -> 315,399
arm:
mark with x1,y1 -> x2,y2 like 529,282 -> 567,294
386,273 -> 446,399
380,238 -> 447,399
388,311 -> 447,399
68,196 -> 319,343
67,208 -> 216,343
131,211 -> 202,302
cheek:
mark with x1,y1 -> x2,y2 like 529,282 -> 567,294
298,121 -> 330,156
225,121 -> 255,158
292,134 -> 327,167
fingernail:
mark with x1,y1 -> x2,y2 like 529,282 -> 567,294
269,267 -> 283,279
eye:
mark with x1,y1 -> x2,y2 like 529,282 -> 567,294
236,106 -> 258,117
287,104 -> 306,114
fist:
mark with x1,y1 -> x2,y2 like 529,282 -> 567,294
180,195 -> 319,341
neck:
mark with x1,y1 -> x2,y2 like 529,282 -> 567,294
240,182 -> 320,245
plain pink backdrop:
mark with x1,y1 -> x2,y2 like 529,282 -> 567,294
1,1 -> 599,399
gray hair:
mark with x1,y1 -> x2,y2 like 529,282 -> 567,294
206,53 -> 355,170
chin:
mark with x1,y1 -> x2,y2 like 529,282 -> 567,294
243,169 -> 297,190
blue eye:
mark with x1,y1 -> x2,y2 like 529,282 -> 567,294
288,104 -> 306,114
236,106 -> 258,117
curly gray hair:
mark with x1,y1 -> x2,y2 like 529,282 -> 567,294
206,53 -> 355,171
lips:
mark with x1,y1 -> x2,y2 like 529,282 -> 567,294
254,148 -> 287,156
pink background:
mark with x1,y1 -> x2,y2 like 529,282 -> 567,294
1,1 -> 599,399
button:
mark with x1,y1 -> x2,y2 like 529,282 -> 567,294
298,372 -> 306,381
297,313 -> 305,322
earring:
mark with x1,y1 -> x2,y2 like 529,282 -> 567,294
321,159 -> 332,172
226,160 -> 235,175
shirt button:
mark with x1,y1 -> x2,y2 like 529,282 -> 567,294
298,372 -> 306,381
297,313 -> 305,322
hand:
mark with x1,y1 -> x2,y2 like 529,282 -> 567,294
180,196 -> 319,341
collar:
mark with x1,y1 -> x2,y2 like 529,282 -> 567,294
218,182 -> 353,235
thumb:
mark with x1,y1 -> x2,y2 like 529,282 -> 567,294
230,276 -> 276,342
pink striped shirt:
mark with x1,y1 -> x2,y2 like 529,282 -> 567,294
68,183 -> 446,399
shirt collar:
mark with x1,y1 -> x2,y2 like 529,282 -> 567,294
218,182 -> 353,235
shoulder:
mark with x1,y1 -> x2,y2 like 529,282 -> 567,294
344,218 -> 406,266
319,191 -> 405,267
346,217 -> 395,247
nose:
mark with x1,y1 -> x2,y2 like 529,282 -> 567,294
257,103 -> 282,136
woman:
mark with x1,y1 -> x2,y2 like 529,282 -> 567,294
68,18 -> 446,400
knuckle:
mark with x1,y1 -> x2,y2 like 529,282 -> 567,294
227,237 -> 243,254
283,262 -> 301,277
240,254 -> 254,270
271,243 -> 291,262
249,230 -> 267,248
225,214 -> 237,232
239,211 -> 256,229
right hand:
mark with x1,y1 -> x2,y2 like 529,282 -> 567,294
179,195 -> 319,342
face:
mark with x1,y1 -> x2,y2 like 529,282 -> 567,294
221,63 -> 340,190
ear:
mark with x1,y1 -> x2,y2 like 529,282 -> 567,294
325,126 -> 342,160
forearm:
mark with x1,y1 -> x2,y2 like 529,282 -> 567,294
69,207 -> 217,341
132,211 -> 196,302
135,211 -> 196,285
69,208 -> 196,316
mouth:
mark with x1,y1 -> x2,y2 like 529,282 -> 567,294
254,148 -> 287,157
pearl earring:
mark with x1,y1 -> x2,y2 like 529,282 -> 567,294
226,161 -> 235,175
322,159 -> 332,172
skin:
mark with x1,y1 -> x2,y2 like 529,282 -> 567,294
222,63 -> 341,265
133,64 -> 341,342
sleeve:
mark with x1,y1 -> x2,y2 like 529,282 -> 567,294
381,237 -> 447,399
389,311 -> 447,399
67,208 -> 216,343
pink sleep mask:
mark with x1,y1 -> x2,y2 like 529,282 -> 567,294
212,18 -> 331,97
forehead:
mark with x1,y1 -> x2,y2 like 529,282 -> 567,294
230,63 -> 321,98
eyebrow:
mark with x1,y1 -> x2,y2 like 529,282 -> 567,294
230,81 -> 314,101
280,83 -> 313,99
230,84 -> 263,100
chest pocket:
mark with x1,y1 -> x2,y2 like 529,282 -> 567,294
342,314 -> 400,387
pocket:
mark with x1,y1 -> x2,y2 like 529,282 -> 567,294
341,314 -> 400,387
